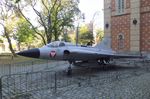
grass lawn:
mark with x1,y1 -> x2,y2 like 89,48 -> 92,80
0,54 -> 40,64
0,53 -> 52,65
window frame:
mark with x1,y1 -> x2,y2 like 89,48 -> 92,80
116,0 -> 125,14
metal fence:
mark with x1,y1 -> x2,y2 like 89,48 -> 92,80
0,60 -> 67,77
0,66 -> 149,99
0,71 -> 56,99
0,59 -> 150,99
0,70 -> 83,99
0,56 -> 149,77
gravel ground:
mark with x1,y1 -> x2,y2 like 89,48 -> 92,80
50,59 -> 150,99
1,59 -> 150,99
55,72 -> 150,99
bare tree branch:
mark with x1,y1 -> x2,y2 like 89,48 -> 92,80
32,6 -> 48,38
0,1 -> 16,56
50,0 -> 58,12
41,0 -> 49,11
0,22 -> 4,28
17,4 -> 46,45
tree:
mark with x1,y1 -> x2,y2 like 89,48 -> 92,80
79,24 -> 94,45
0,0 -> 17,56
96,28 -> 104,43
15,0 -> 80,44
61,33 -> 71,42
16,18 -> 35,50
0,38 -> 3,43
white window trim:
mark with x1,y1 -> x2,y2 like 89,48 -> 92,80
115,0 -> 126,15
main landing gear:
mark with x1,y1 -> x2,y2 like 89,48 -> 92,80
97,58 -> 110,65
97,58 -> 111,70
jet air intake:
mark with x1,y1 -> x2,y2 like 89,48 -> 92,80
64,50 -> 70,55
17,48 -> 40,58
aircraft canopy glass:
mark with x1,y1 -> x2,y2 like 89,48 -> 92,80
47,41 -> 65,47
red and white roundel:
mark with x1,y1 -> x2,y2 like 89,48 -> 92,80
50,51 -> 56,57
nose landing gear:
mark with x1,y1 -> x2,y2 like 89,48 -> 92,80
66,61 -> 73,76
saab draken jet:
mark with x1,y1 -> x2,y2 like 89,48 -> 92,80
17,38 -> 142,73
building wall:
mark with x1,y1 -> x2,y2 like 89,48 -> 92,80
126,0 -> 130,8
140,0 -> 150,51
111,15 -> 130,51
111,0 -> 130,11
111,0 -> 131,51
140,13 -> 150,51
0,43 -> 8,53
111,0 -> 116,11
104,0 -> 112,48
141,0 -> 150,7
130,0 -> 140,52
104,0 -> 150,52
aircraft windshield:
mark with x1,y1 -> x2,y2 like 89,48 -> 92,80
47,41 -> 65,47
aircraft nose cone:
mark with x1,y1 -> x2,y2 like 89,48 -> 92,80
17,48 -> 40,58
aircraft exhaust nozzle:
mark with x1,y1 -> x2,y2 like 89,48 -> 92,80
17,48 -> 40,58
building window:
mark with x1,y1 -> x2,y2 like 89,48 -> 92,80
118,34 -> 124,49
116,0 -> 125,14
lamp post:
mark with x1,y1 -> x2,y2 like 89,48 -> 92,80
91,11 -> 101,44
76,24 -> 79,46
75,13 -> 85,46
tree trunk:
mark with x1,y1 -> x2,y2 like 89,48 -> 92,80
54,29 -> 59,41
47,36 -> 52,44
47,28 -> 52,43
4,27 -> 17,57
17,42 -> 21,51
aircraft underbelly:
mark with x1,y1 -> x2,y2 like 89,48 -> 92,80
66,54 -> 98,61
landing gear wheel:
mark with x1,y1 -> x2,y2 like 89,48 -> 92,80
97,59 -> 105,65
105,59 -> 110,64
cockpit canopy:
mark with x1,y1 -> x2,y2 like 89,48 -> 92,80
46,41 -> 74,47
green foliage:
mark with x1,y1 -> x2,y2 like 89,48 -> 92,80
48,0 -> 80,41
79,25 -> 94,45
16,18 -> 35,44
0,0 -> 17,56
5,15 -> 18,36
14,0 -> 21,3
96,28 -> 104,42
16,0 -> 80,44
61,34 -> 71,42
0,38 -> 3,43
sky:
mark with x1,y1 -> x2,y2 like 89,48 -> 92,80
0,0 -> 104,34
79,0 -> 104,29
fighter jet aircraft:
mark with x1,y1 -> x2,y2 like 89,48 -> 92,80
17,38 -> 142,73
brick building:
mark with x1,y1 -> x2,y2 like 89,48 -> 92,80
104,0 -> 150,53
